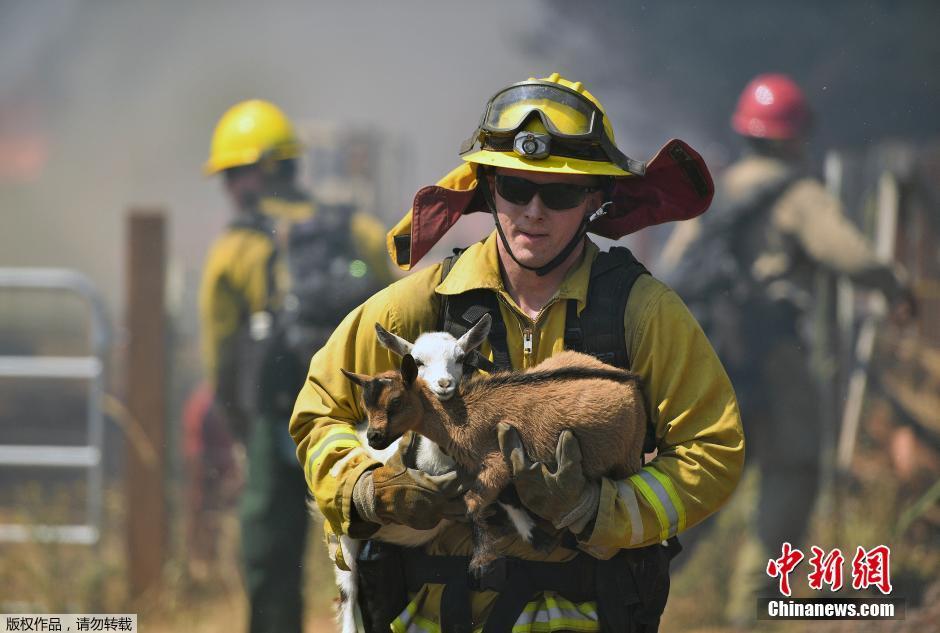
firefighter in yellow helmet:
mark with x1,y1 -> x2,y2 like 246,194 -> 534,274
291,74 -> 743,632
200,99 -> 391,633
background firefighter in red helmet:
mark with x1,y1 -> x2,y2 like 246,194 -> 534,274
661,73 -> 915,626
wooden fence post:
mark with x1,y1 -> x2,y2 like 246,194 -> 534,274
124,210 -> 167,599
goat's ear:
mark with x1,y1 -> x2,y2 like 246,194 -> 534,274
375,323 -> 413,357
401,354 -> 418,387
457,313 -> 492,352
341,368 -> 371,388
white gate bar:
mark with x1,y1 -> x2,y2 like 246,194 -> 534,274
0,356 -> 102,379
0,524 -> 99,545
0,446 -> 101,467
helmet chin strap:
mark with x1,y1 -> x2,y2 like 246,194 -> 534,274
477,170 -> 613,277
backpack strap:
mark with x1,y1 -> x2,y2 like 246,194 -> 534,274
564,247 -> 648,368
227,213 -> 280,312
438,249 -> 506,373
564,247 -> 658,454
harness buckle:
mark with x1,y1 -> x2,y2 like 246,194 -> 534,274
469,557 -> 507,592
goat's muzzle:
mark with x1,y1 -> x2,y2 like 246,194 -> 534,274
431,386 -> 455,400
367,429 -> 392,450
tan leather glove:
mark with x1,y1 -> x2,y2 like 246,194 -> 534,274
352,440 -> 465,530
497,423 -> 600,534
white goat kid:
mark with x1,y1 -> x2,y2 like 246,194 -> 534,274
374,316 -> 543,543
328,316 -> 491,633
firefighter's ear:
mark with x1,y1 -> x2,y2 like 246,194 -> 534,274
401,354 -> 418,387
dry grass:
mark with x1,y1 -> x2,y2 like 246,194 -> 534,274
0,486 -> 342,632
2,398 -> 936,633
662,448 -> 939,633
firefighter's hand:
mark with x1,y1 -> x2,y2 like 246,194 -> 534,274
497,423 -> 600,534
352,444 -> 465,530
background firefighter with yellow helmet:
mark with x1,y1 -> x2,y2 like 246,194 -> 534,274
291,74 -> 743,632
200,99 -> 391,633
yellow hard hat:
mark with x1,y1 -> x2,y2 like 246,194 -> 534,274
204,99 -> 303,175
459,73 -> 645,177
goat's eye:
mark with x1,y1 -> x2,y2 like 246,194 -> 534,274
387,397 -> 402,414
455,352 -> 466,363
413,359 -> 424,368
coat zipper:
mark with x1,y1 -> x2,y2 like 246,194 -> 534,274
496,293 -> 564,368
523,328 -> 533,360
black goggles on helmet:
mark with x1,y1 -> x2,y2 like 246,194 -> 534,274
494,174 -> 601,210
459,80 -> 647,176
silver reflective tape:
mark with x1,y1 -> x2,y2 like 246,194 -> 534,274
513,604 -> 598,628
616,480 -> 644,546
638,469 -> 679,537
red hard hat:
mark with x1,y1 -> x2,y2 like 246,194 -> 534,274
731,74 -> 812,140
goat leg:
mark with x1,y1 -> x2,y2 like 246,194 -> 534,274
465,452 -> 511,574
463,452 -> 510,516
469,512 -> 503,578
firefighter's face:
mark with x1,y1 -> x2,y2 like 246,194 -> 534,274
223,164 -> 265,209
489,167 -> 602,269
224,159 -> 299,211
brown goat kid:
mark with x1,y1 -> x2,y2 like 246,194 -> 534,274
342,350 -> 648,573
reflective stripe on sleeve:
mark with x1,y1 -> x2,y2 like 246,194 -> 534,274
646,465 -> 687,535
615,480 -> 645,546
630,466 -> 685,541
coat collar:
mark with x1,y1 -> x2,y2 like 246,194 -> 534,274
435,231 -> 598,314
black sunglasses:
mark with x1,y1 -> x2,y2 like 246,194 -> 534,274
494,174 -> 601,210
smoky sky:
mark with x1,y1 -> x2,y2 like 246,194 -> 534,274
2,0 -> 936,325
0,0 -> 541,320
529,0 -> 940,163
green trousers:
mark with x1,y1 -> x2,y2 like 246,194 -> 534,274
240,415 -> 309,633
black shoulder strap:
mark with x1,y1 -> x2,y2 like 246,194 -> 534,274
226,213 -> 279,312
701,169 -> 802,259
228,211 -> 273,234
564,247 -> 648,369
438,249 -> 505,373
564,247 -> 656,453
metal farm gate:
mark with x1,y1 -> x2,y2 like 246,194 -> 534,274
0,268 -> 111,545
